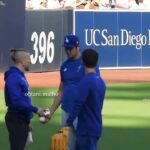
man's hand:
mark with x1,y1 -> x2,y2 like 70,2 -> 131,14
46,108 -> 52,120
37,108 -> 45,116
39,109 -> 51,124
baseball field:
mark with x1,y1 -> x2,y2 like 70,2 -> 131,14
0,70 -> 150,150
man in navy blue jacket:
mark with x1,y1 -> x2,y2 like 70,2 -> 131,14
66,48 -> 106,150
4,48 -> 45,150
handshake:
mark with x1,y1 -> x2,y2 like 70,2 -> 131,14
37,108 -> 51,124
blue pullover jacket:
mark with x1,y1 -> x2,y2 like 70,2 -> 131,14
4,67 -> 38,123
67,72 -> 106,137
60,57 -> 100,113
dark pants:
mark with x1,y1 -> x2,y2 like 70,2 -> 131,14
5,112 -> 29,150
75,135 -> 99,150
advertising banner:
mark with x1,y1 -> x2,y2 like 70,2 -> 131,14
75,10 -> 150,68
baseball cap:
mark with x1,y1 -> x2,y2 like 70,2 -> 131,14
62,34 -> 80,48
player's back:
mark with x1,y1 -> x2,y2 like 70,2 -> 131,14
76,72 -> 106,137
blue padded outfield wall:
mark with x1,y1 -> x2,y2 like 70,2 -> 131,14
74,10 -> 150,68
0,0 -> 25,72
1,9 -> 150,72
25,10 -> 73,72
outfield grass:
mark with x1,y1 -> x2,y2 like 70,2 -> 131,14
0,83 -> 150,150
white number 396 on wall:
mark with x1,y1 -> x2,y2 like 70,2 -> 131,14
30,31 -> 55,64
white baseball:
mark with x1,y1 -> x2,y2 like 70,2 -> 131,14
39,116 -> 46,122
39,109 -> 50,123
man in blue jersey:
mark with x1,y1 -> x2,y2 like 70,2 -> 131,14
49,34 -> 82,150
49,35 -> 100,150
4,48 -> 45,150
66,48 -> 106,150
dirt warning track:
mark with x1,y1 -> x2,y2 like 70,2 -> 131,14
1,69 -> 150,89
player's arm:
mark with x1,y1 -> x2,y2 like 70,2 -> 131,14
66,79 -> 89,126
49,82 -> 64,116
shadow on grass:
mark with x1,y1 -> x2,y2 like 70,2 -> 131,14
99,126 -> 150,150
1,84 -> 150,150
1,120 -> 150,150
0,119 -> 62,150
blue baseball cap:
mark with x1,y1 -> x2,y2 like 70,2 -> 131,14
62,34 -> 80,48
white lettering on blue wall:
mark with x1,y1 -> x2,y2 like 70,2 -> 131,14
84,29 -> 150,50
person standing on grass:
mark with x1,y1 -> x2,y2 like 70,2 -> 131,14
48,34 -> 100,150
4,48 -> 45,150
66,48 -> 106,150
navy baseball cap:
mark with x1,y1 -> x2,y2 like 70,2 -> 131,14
62,34 -> 80,48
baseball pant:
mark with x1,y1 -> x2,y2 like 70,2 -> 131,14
75,135 -> 99,150
62,110 -> 78,150
5,112 -> 29,150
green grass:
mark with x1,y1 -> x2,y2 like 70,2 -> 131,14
0,83 -> 150,150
